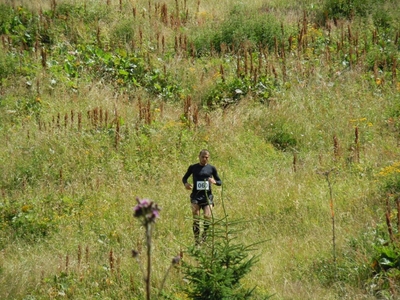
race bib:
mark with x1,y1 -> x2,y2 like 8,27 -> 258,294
196,180 -> 210,191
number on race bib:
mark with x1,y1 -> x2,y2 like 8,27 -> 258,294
196,180 -> 210,190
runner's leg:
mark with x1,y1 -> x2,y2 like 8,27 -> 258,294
191,203 -> 201,245
202,205 -> 212,242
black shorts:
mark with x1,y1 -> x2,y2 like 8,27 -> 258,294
191,194 -> 214,207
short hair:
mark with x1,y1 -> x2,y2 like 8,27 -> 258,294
199,149 -> 210,156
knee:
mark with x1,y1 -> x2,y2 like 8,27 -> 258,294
204,214 -> 211,221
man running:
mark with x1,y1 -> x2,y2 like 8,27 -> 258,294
182,149 -> 222,245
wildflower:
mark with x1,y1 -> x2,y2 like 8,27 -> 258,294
213,72 -> 221,79
172,255 -> 181,265
133,197 -> 160,224
235,89 -> 243,95
132,197 -> 161,299
21,205 -> 31,212
131,249 -> 139,258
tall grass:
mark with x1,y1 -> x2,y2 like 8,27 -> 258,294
0,0 -> 400,299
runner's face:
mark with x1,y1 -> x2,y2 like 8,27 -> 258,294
199,153 -> 209,166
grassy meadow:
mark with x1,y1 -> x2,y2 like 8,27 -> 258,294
0,0 -> 400,299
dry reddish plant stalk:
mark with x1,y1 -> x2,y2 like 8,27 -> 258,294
354,126 -> 360,163
65,254 -> 69,274
85,245 -> 90,264
109,249 -> 114,273
397,198 -> 400,233
333,135 -> 340,159
70,110 -> 74,129
115,117 -> 120,149
64,113 -> 68,129
78,112 -> 82,131
78,244 -> 82,268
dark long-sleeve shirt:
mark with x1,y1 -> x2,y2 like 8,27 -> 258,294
182,163 -> 222,200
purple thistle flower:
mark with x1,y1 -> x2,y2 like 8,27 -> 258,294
133,197 -> 160,224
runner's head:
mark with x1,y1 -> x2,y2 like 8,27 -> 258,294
198,149 -> 210,166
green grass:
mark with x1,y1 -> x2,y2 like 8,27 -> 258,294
1,0 -> 400,299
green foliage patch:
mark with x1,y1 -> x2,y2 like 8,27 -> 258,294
191,4 -> 291,55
